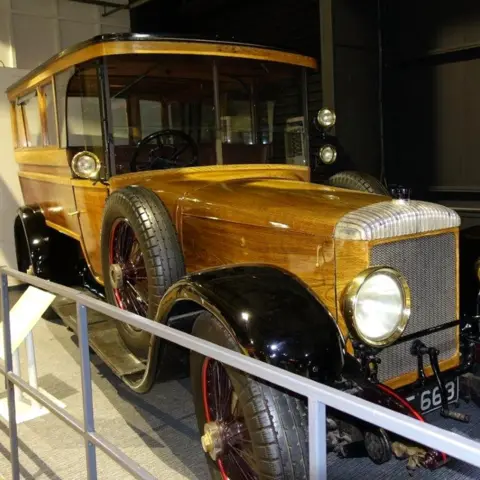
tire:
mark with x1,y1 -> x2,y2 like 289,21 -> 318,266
101,186 -> 184,359
329,170 -> 390,196
190,311 -> 308,480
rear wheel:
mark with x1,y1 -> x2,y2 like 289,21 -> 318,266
190,312 -> 309,480
101,186 -> 184,359
329,170 -> 390,196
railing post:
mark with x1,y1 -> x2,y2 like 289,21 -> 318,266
308,397 -> 327,479
76,303 -> 98,480
1,272 -> 20,480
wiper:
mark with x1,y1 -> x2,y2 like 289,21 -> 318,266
111,61 -> 162,99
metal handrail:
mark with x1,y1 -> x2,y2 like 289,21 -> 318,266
1,265 -> 480,479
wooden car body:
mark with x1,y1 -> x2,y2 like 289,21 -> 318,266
7,35 -> 476,424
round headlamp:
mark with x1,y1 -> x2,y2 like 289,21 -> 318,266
316,108 -> 336,129
319,144 -> 337,165
343,267 -> 410,347
71,151 -> 101,179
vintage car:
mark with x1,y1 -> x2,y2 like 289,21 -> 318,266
7,33 -> 480,478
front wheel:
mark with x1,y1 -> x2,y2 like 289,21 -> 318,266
101,186 -> 184,359
190,312 -> 309,480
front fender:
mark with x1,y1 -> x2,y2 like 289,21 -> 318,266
130,265 -> 346,393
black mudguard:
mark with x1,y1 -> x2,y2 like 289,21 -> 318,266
14,205 -> 81,285
131,264 -> 346,392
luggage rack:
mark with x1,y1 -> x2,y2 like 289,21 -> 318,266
1,266 -> 480,479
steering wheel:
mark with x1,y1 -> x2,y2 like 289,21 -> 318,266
130,129 -> 199,172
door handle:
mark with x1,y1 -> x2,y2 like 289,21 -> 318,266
67,210 -> 82,216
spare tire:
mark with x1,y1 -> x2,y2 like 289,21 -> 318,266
329,171 -> 390,196
101,186 -> 184,359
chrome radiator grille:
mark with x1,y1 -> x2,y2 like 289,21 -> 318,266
371,233 -> 457,382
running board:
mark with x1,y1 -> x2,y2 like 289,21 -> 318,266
51,294 -> 146,378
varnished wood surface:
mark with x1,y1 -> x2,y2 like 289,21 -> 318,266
110,164 -> 312,221
333,240 -> 370,353
16,155 -> 460,388
181,216 -> 336,315
15,148 -> 70,167
18,164 -> 71,176
73,181 -> 108,282
7,40 -> 317,100
19,176 -> 81,238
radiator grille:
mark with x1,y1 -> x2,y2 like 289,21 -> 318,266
370,233 -> 457,382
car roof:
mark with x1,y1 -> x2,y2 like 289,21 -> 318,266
7,33 -> 317,99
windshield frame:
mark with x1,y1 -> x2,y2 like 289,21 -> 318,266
98,54 -> 310,178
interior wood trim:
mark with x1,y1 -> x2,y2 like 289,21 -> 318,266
18,171 -> 72,185
7,41 -> 317,99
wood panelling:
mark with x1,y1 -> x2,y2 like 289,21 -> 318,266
334,239 -> 370,352
19,164 -> 71,176
73,181 -> 108,282
18,170 -> 71,185
15,148 -> 70,167
182,216 -> 336,314
19,176 -> 81,238
111,164 -> 312,222
7,40 -> 317,100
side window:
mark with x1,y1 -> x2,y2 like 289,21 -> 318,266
111,98 -> 129,146
140,100 -> 163,137
18,92 -> 42,147
55,68 -> 74,148
41,82 -> 57,146
67,96 -> 103,147
64,67 -> 103,148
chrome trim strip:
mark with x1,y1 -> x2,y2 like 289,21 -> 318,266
334,200 -> 461,240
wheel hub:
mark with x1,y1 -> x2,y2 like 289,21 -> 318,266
201,422 -> 224,461
109,263 -> 124,289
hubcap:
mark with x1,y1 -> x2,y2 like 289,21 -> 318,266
109,263 -> 124,289
202,358 -> 258,479
201,422 -> 224,461
108,219 -> 149,319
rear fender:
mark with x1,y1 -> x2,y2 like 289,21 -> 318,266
14,205 -> 81,285
128,264 -> 346,393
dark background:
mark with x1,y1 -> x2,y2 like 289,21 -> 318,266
131,0 -> 480,205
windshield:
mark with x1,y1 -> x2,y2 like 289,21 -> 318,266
104,54 -> 308,174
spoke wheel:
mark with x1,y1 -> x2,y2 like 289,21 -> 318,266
202,358 -> 258,480
101,186 -> 185,359
109,219 -> 148,329
190,312 -> 308,480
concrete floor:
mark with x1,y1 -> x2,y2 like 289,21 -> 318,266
1,289 -> 480,479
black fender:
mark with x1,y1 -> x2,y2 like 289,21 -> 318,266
14,205 -> 82,285
15,205 -> 52,278
129,264 -> 346,393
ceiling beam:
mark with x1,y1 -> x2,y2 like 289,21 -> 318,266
68,0 -> 152,17
69,0 -> 126,8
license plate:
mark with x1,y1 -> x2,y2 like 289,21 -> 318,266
406,378 -> 459,414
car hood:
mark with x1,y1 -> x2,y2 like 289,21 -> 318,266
180,177 -> 387,237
